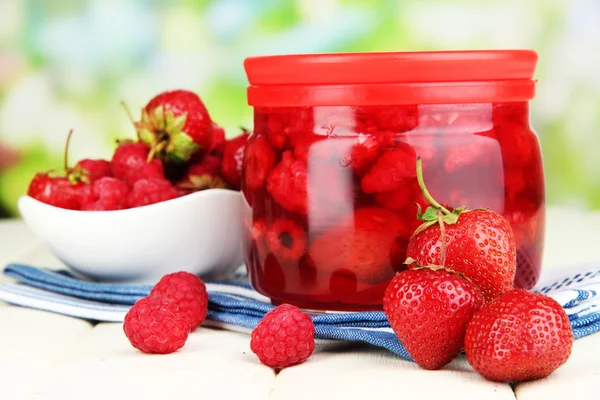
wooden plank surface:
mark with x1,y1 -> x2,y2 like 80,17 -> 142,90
29,324 -> 276,400
0,307 -> 92,399
1,206 -> 599,399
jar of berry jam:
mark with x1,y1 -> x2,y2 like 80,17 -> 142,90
241,50 -> 545,311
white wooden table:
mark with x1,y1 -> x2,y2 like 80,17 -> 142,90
1,207 -> 600,400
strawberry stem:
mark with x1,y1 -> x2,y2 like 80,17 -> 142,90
120,101 -> 141,141
437,210 -> 447,267
416,156 -> 451,215
63,129 -> 74,174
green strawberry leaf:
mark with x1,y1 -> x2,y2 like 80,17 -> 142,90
417,206 -> 440,222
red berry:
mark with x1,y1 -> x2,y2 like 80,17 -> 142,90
406,157 -> 517,303
373,180 -> 426,213
123,295 -> 190,354
265,218 -> 307,262
266,151 -> 308,214
27,174 -> 87,210
360,143 -> 417,193
75,159 -> 111,181
81,177 -> 129,211
250,304 -> 315,368
407,209 -> 516,303
384,267 -> 485,370
110,141 -> 164,186
220,132 -> 249,190
258,107 -> 314,150
349,133 -> 388,176
177,155 -> 228,191
137,90 -> 214,162
309,207 -> 411,284
465,289 -> 573,382
126,177 -> 180,208
243,135 -> 276,192
26,130 -> 90,210
150,272 -> 209,331
355,105 -> 418,133
209,122 -> 226,156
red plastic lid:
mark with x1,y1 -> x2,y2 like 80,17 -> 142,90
244,50 -> 538,106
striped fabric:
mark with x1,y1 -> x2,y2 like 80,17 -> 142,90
2,263 -> 600,359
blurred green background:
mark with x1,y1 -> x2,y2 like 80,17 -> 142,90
0,0 -> 599,217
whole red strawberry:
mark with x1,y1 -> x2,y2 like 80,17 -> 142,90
465,289 -> 573,382
123,295 -> 190,354
127,177 -> 181,208
134,90 -> 213,163
27,130 -> 88,210
250,304 -> 315,368
110,141 -> 164,186
309,207 -> 411,284
177,155 -> 228,192
75,159 -> 111,181
406,157 -> 516,303
220,131 -> 249,190
27,174 -> 87,210
81,177 -> 130,211
384,266 -> 484,370
150,272 -> 209,331
266,151 -> 308,214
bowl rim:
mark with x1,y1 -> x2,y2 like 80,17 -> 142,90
18,188 -> 242,216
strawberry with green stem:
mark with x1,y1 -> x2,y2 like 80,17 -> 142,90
122,90 -> 214,164
406,156 -> 517,303
27,130 -> 92,209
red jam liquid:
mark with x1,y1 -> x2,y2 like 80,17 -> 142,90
242,102 -> 545,311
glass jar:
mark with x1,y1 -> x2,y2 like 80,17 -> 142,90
241,51 -> 545,311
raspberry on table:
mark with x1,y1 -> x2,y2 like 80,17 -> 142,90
150,271 -> 209,331
123,295 -> 190,354
250,304 -> 315,368
126,177 -> 181,208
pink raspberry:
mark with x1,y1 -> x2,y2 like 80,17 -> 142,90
123,295 -> 190,354
81,177 -> 130,211
150,272 -> 209,331
126,177 -> 180,208
250,304 -> 315,368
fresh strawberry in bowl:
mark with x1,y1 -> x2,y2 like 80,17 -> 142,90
131,89 -> 215,164
18,93 -> 246,283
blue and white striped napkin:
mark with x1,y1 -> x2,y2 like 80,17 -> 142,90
1,262 -> 600,360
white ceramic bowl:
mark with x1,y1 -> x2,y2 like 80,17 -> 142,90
17,189 -> 244,284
